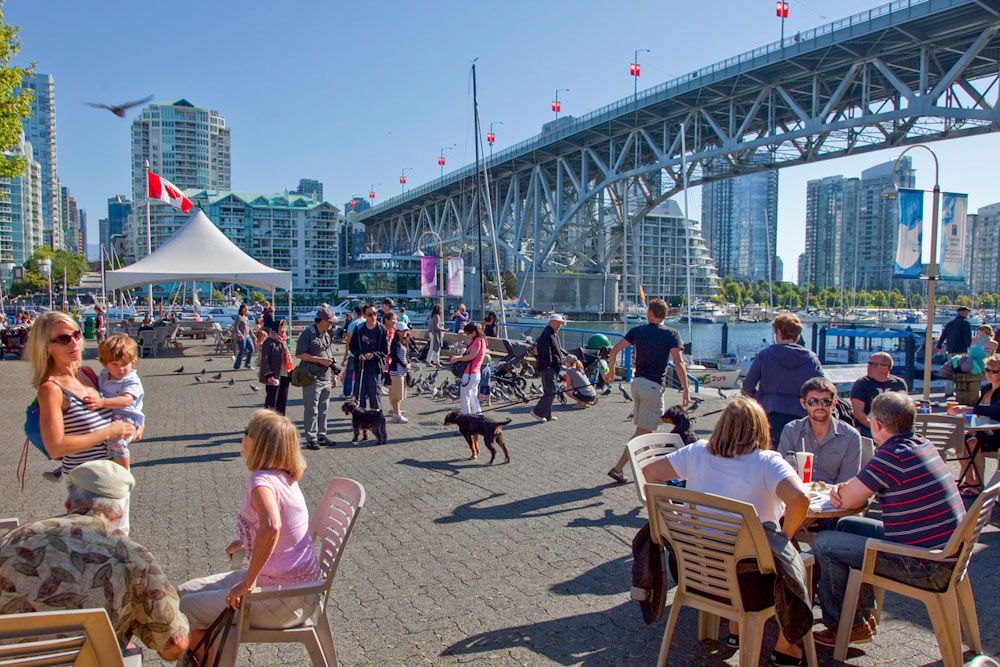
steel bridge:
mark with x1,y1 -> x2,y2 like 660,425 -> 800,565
358,0 -> 1000,282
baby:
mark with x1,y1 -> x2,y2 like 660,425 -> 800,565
85,334 -> 145,470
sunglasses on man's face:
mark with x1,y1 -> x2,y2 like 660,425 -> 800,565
806,397 -> 834,407
867,360 -> 890,367
49,330 -> 82,346
986,368 -> 1000,375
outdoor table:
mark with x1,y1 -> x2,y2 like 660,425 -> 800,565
956,416 -> 1000,486
805,484 -> 867,520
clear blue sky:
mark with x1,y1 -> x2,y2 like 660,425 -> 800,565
10,0 -> 1000,281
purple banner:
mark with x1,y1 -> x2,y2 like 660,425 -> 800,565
420,256 -> 437,297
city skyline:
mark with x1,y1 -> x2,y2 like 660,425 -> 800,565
8,0 -> 1000,283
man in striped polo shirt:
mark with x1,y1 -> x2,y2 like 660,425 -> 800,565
811,391 -> 965,647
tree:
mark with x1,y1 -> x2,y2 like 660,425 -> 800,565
501,271 -> 517,300
25,248 -> 88,286
955,294 -> 973,307
981,293 -> 997,310
249,290 -> 265,303
723,281 -> 743,305
888,289 -> 905,308
211,289 -> 225,301
10,271 -> 46,295
871,290 -> 888,308
0,2 -> 33,181
910,293 -> 923,308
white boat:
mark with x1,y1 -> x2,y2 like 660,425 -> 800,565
687,363 -> 741,389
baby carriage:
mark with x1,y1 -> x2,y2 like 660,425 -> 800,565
1,325 -> 30,359
492,337 -> 536,389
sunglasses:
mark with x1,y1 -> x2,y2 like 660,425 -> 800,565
243,428 -> 249,436
986,369 -> 1000,375
867,361 -> 890,367
49,330 -> 82,346
806,398 -> 834,407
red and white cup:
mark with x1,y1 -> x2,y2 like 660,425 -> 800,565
795,452 -> 814,483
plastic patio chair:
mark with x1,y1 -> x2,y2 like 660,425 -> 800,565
832,474 -> 1000,666
860,437 -> 875,468
914,414 -> 966,459
220,477 -> 366,667
646,484 -> 818,667
0,607 -> 141,666
626,433 -> 685,505
136,330 -> 156,358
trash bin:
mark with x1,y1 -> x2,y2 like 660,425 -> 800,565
83,316 -> 96,340
953,372 -> 985,406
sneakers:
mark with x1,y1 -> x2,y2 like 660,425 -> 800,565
42,468 -> 62,483
813,620 -> 875,647
393,414 -> 409,424
548,414 -> 557,421
530,411 -> 547,423
304,440 -> 320,451
608,468 -> 627,484
318,435 -> 335,447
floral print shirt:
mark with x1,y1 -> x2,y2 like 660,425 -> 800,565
0,513 -> 188,654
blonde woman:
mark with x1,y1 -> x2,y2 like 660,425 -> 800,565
27,311 -> 135,494
178,410 -> 321,650
643,397 -> 811,666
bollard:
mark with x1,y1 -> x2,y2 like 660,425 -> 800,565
720,322 -> 729,356
818,326 -> 827,363
904,334 -> 915,392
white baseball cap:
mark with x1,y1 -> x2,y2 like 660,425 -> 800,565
548,313 -> 567,323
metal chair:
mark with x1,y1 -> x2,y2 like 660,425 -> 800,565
626,433 -> 685,505
221,478 -> 366,666
0,607 -> 141,666
833,474 -> 1000,667
646,484 -> 818,667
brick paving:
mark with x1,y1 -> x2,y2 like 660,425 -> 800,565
1,339 -> 998,665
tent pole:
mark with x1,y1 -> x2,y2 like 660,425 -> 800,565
145,160 -> 154,318
288,286 -> 292,330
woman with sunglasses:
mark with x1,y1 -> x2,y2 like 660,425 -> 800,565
950,353 -> 1000,496
26,312 -> 135,496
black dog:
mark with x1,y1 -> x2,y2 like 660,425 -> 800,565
341,402 -> 387,445
661,405 -> 697,445
443,410 -> 511,464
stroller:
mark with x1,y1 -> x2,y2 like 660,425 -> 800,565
567,333 -> 613,392
1,325 -> 29,360
492,337 -> 536,390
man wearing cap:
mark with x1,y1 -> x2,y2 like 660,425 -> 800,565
296,308 -> 337,450
936,306 -> 973,356
0,461 -> 190,660
531,313 -> 567,423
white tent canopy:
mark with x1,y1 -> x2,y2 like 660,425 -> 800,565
105,210 -> 292,292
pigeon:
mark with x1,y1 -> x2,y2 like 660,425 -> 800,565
429,369 -> 440,382
249,384 -> 260,393
212,373 -> 223,381
716,388 -> 727,399
602,386 -> 613,396
205,358 -> 214,363
173,366 -> 184,374
84,95 -> 153,118
228,377 -> 235,386
200,369 -> 206,375
194,376 -> 203,384
619,383 -> 632,402
625,412 -> 634,421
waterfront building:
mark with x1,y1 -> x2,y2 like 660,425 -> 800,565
17,73 -> 62,250
801,175 -> 859,289
970,203 -> 1000,294
341,218 -> 366,267
99,195 -> 131,256
78,209 -> 87,258
60,186 -> 82,255
4,135 -> 43,265
127,99 -> 230,260
186,189 -> 340,295
292,178 -> 323,202
701,159 -> 779,282
635,200 -> 721,301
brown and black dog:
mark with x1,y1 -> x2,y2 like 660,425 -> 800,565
341,402 -> 388,445
443,410 -> 511,464
661,404 -> 697,444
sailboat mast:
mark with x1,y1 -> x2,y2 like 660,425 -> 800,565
472,63 -> 486,322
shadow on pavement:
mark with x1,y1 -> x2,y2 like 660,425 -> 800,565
434,485 -> 608,524
565,505 -> 646,531
549,554 -> 632,597
131,450 -> 239,468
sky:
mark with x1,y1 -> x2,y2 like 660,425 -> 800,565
9,0 -> 1000,282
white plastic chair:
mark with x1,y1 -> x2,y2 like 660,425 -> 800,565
626,433 -> 685,504
0,607 -> 141,666
914,414 -> 966,459
136,331 -> 156,358
860,437 -> 875,468
220,478 -> 366,667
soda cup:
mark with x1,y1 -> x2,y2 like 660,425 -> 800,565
795,451 -> 814,483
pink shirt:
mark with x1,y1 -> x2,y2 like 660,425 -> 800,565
465,337 -> 487,375
236,470 -> 321,586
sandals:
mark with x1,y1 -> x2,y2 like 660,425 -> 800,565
959,483 -> 983,498
607,468 -> 627,484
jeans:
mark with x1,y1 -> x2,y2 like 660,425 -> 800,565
353,363 -> 381,410
302,379 -> 331,442
264,376 -> 290,415
234,337 -> 254,369
533,367 -> 558,420
813,516 -> 955,626
342,356 -> 356,396
459,372 -> 481,415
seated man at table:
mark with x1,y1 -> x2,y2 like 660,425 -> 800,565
850,352 -> 907,438
778,377 -> 861,485
811,391 -> 964,647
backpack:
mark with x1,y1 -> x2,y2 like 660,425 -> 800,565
832,395 -> 857,428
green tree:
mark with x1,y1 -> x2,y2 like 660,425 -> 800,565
211,290 -> 225,301
955,294 -> 973,307
871,290 -> 888,308
723,281 -> 743,305
25,247 -> 88,285
500,271 -> 517,299
981,293 -> 997,310
10,271 -> 46,295
888,289 -> 905,309
0,2 -> 33,182
910,293 -> 924,308
249,290 -> 265,303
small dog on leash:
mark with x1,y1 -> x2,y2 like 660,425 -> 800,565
341,402 -> 387,445
443,410 -> 511,464
661,405 -> 697,444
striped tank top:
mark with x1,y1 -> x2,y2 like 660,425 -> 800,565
51,381 -> 113,473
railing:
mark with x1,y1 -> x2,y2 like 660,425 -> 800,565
360,0 -> 943,220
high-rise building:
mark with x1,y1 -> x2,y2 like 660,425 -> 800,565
99,195 -> 131,254
963,212 -> 977,292
187,189 -> 340,294
970,203 -> 1000,294
78,209 -> 87,257
292,178 -> 323,202
6,134 -> 43,265
60,185 -> 82,255
801,175 -> 859,289
18,73 -> 61,250
701,159 -> 778,281
344,197 -> 370,217
127,99 -> 230,259
635,200 -> 721,301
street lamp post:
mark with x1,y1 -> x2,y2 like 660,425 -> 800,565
438,144 -> 455,179
368,183 -> 380,204
399,167 -> 412,195
415,230 -> 446,322
487,121 -> 503,161
883,144 -> 940,401
631,48 -> 650,100
552,88 -> 569,119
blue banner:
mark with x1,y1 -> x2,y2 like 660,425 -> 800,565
893,188 -> 923,278
939,193 -> 967,281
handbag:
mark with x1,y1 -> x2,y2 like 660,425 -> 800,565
179,606 -> 235,667
450,360 -> 468,378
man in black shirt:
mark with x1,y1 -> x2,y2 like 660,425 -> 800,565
935,306 -> 972,355
850,351 -> 907,438
531,313 -> 567,422
349,304 -> 388,411
605,298 -> 688,483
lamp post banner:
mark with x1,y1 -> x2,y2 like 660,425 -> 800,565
420,256 -> 437,297
939,193 -> 967,281
447,257 -> 464,297
893,188 -> 923,279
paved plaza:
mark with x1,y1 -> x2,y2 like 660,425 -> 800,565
1,339 -> 998,666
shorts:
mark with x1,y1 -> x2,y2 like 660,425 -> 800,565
178,570 -> 319,630
572,389 -> 597,404
389,374 -> 406,402
632,377 -> 665,431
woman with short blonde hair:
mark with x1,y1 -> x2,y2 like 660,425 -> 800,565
706,397 -> 773,458
178,410 -> 319,652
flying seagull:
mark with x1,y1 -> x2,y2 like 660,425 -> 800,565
84,95 -> 153,118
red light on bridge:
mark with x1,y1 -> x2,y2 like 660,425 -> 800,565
776,1 -> 788,18
437,156 -> 446,166
630,63 -> 640,76
551,100 -> 561,112
487,132 -> 495,145
349,200 -> 357,208
368,191 -> 375,199
399,176 -> 406,184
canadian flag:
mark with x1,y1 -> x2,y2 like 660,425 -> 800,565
147,170 -> 193,213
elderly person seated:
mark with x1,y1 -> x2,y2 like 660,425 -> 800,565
643,397 -> 811,666
178,410 -> 321,655
778,377 -> 861,485
850,351 -> 906,438
0,461 -> 190,661
811,391 -> 965,647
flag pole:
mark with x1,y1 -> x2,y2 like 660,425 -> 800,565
145,160 -> 154,318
